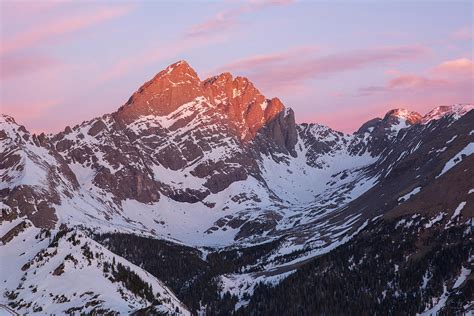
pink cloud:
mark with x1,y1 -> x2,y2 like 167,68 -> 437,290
95,0 -> 294,85
215,45 -> 429,94
0,4 -> 135,55
1,0 -> 66,15
95,33 -> 227,85
186,0 -> 294,37
359,74 -> 446,95
384,69 -> 402,76
433,58 -> 474,76
451,26 -> 473,41
1,54 -> 62,81
360,57 -> 473,95
1,99 -> 62,124
213,46 -> 319,74
387,75 -> 445,89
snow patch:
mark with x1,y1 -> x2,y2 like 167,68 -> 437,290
436,143 -> 474,178
424,213 -> 445,228
398,187 -> 421,202
451,201 -> 466,220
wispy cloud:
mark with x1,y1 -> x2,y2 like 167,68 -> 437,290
213,46 -> 319,73
451,26 -> 473,41
359,57 -> 473,95
389,75 -> 444,89
433,58 -> 474,75
95,33 -> 227,85
360,76 -> 445,95
1,0 -> 71,16
0,4 -> 135,55
186,0 -> 294,38
0,54 -> 62,81
1,99 -> 62,124
214,45 -> 429,93
95,0 -> 294,85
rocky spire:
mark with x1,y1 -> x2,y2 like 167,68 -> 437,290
203,72 -> 287,141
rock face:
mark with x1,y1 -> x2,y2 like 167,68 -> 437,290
117,61 -> 204,120
116,60 -> 293,144
264,108 -> 298,155
203,72 -> 286,141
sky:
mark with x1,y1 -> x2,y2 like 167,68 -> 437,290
1,0 -> 472,133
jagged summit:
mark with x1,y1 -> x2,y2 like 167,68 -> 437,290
159,60 -> 201,83
116,60 -> 203,120
164,60 -> 196,75
114,60 -> 292,142
202,70 -> 287,140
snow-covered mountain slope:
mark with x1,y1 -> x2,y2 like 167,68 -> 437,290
1,61 -> 473,314
0,214 -> 189,315
1,62 -> 472,250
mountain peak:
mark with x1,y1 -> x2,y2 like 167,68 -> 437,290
167,59 -> 189,68
202,71 -> 287,140
383,108 -> 422,124
381,108 -> 422,132
357,104 -> 473,135
421,104 -> 474,124
357,108 -> 422,135
162,60 -> 199,79
114,60 -> 291,143
115,61 -> 204,122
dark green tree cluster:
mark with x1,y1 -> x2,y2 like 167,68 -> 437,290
94,233 -> 278,314
110,261 -> 156,303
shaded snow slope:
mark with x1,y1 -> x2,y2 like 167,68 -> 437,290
0,217 -> 189,315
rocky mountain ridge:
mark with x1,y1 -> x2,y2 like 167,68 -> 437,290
1,61 -> 472,246
115,60 -> 294,146
1,60 -> 472,315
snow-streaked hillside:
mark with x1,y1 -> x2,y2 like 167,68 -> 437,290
0,216 -> 189,315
